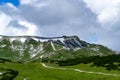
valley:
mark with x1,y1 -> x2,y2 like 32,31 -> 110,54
0,35 -> 119,80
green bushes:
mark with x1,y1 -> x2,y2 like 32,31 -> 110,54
0,68 -> 18,80
58,54 -> 120,71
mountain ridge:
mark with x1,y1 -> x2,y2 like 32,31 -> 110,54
0,35 -> 116,63
0,35 -> 89,50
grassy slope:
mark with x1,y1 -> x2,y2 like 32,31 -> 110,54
0,36 -> 119,79
0,62 -> 120,80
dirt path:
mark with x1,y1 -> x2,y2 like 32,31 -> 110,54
41,63 -> 120,76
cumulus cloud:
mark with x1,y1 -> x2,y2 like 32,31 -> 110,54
0,0 -> 120,51
19,0 -> 98,38
83,0 -> 120,50
83,0 -> 120,29
20,0 -> 34,5
0,3 -> 38,36
0,12 -> 11,35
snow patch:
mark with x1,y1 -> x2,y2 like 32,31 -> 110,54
0,36 -> 3,39
19,38 -> 26,43
32,37 -> 40,42
74,47 -> 81,51
29,45 -> 34,50
31,53 -> 36,58
40,39 -> 49,42
51,42 -> 56,51
58,38 -> 65,43
40,55 -> 43,58
10,38 -> 16,42
90,48 -> 99,51
50,38 -> 65,44
39,44 -> 43,51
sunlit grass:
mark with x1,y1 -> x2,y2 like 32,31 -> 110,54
0,62 -> 120,80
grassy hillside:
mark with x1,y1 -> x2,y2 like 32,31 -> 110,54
0,62 -> 120,80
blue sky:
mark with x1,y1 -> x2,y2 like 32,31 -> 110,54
0,0 -> 120,51
0,0 -> 19,6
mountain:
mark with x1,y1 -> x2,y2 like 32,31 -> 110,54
0,35 -> 118,79
0,35 -> 115,63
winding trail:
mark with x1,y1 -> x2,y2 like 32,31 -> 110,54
41,63 -> 120,76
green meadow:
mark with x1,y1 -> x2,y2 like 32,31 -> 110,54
0,62 -> 120,80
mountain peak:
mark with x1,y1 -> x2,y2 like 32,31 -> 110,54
0,35 -> 89,50
0,35 -> 115,62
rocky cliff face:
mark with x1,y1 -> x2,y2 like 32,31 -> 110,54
0,35 -> 115,62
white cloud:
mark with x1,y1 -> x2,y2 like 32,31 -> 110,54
17,20 -> 38,35
83,0 -> 120,27
6,3 -> 18,10
83,0 -> 120,51
6,19 -> 39,36
0,7 -> 38,36
20,0 -> 37,5
1,0 -> 120,51
98,8 -> 118,24
20,0 -> 47,8
0,12 -> 11,35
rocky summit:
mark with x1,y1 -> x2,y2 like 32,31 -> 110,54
0,35 -> 115,62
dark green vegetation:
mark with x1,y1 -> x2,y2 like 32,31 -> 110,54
0,68 -> 18,80
0,35 -> 119,80
43,44 -> 115,63
58,54 -> 120,71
